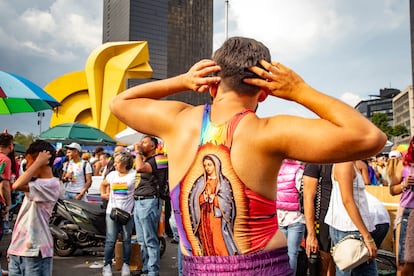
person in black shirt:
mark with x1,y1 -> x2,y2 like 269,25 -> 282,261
303,163 -> 335,276
133,136 -> 167,275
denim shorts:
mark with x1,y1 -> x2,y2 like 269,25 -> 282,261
329,227 -> 377,276
398,207 -> 414,263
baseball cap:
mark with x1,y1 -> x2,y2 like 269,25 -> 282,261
389,150 -> 402,159
64,142 -> 82,152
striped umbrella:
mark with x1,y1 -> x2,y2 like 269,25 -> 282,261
0,71 -> 60,114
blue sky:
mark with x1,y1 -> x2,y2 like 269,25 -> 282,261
0,0 -> 411,135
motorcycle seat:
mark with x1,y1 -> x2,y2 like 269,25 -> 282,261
64,199 -> 105,216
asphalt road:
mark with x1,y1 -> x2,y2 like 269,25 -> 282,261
0,232 -> 180,276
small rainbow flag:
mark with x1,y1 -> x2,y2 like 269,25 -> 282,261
155,154 -> 168,169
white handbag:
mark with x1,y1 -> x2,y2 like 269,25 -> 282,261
330,234 -> 370,271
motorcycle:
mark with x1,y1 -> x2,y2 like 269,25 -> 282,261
49,198 -> 167,257
49,198 -> 106,256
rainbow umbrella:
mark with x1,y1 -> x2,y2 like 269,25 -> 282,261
395,143 -> 409,153
0,71 -> 60,114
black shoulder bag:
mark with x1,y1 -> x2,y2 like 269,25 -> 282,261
109,192 -> 131,225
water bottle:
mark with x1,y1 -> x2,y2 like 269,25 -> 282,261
308,252 -> 320,276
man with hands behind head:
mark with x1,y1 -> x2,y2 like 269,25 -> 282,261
110,36 -> 386,275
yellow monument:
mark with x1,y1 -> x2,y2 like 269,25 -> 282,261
44,41 -> 152,139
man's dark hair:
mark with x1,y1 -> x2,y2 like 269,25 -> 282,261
56,148 -> 66,157
144,135 -> 158,149
94,147 -> 104,155
26,140 -> 56,167
212,36 -> 271,95
0,133 -> 13,147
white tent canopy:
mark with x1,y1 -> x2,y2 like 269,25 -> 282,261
114,127 -> 145,145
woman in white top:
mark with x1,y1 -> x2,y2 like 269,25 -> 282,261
100,151 -> 136,276
325,161 -> 378,276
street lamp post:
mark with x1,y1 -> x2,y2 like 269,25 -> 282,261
37,111 -> 45,134
225,0 -> 229,39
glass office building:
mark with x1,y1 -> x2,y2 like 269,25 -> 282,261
103,0 -> 213,105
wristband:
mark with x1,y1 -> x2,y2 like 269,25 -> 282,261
365,238 -> 375,243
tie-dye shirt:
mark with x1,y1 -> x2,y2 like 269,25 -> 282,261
7,177 -> 60,258
105,169 -> 136,215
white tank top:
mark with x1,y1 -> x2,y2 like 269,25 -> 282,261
324,164 -> 375,232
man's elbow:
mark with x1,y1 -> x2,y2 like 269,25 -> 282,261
354,130 -> 387,158
365,130 -> 387,155
109,96 -> 121,116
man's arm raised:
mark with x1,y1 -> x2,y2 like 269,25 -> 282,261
244,60 -> 386,163
110,60 -> 221,138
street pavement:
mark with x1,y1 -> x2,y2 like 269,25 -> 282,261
0,232 -> 180,276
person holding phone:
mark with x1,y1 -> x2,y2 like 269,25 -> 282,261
389,138 -> 414,276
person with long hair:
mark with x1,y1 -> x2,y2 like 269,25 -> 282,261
389,139 -> 414,276
325,161 -> 378,275
189,154 -> 237,256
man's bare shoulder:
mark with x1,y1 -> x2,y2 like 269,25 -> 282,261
173,104 -> 206,124
165,104 -> 205,140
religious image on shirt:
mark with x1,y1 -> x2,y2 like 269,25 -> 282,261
180,143 -> 258,256
188,152 -> 239,256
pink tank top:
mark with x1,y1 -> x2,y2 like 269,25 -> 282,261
170,104 -> 278,256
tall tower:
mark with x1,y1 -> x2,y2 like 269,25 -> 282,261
103,0 -> 213,105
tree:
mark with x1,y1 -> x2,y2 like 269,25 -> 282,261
371,113 -> 393,139
392,124 -> 409,138
13,132 -> 35,149
371,112 -> 409,140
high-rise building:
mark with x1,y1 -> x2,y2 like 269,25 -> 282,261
103,0 -> 213,105
354,88 -> 400,123
393,86 -> 414,144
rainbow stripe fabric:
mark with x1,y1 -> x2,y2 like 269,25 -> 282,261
112,182 -> 128,195
155,154 -> 168,169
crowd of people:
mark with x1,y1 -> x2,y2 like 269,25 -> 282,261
108,35 -> 388,276
0,133 -> 172,276
0,35 -> 413,276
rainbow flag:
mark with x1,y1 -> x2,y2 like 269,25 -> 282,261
112,182 -> 128,195
155,154 -> 168,169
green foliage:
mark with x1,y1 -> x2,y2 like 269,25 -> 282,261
371,112 -> 409,139
392,124 -> 409,137
371,113 -> 393,138
13,131 -> 35,149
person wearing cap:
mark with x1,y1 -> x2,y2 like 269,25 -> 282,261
62,143 -> 93,201
389,150 -> 402,159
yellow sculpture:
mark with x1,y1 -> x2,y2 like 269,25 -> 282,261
44,41 -> 152,138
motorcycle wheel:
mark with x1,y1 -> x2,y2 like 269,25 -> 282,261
159,236 -> 166,258
54,238 -> 76,257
